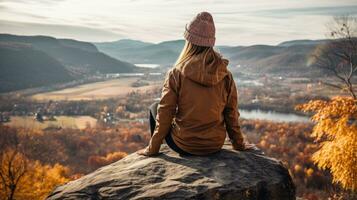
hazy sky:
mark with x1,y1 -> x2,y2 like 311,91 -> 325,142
1,0 -> 357,45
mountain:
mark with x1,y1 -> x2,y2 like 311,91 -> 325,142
218,44 -> 323,76
0,34 -> 137,74
95,39 -> 185,64
0,42 -> 74,93
95,38 -> 328,76
58,39 -> 98,52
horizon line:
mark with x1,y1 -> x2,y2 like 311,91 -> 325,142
0,32 -> 329,47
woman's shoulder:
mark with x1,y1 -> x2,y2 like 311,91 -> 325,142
166,67 -> 181,77
163,67 -> 182,85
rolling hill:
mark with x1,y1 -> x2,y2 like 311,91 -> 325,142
0,34 -> 333,93
0,34 -> 137,74
0,34 -> 142,93
95,38 -> 328,76
219,44 -> 321,75
0,42 -> 74,93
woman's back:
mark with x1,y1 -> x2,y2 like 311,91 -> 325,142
141,11 -> 245,156
170,51 -> 233,155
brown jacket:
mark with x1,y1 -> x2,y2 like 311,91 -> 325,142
147,52 -> 245,155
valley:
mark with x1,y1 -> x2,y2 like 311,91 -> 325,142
1,33 -> 355,200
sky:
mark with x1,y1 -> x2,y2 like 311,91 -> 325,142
0,0 -> 357,46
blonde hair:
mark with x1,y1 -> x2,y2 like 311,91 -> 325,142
174,40 -> 222,67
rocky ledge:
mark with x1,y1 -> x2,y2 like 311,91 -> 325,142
47,143 -> 295,200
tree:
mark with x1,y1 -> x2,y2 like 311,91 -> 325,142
16,161 -> 70,200
0,148 -> 28,200
0,148 -> 70,200
297,16 -> 357,197
296,97 -> 356,193
309,15 -> 357,99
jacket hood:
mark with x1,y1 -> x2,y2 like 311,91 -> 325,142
175,51 -> 229,87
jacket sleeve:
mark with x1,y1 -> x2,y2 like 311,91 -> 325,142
223,73 -> 245,150
147,69 -> 179,155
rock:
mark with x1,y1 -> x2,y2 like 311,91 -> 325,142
47,143 -> 295,200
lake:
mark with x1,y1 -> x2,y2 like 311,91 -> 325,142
239,109 -> 310,122
135,64 -> 160,68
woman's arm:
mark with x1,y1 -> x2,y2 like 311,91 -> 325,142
223,72 -> 245,150
145,69 -> 179,155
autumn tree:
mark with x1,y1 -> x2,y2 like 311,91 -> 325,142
15,161 -> 70,200
0,126 -> 70,200
0,148 -> 28,200
297,16 -> 357,196
297,97 -> 356,192
0,148 -> 70,200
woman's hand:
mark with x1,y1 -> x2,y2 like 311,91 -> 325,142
137,147 -> 158,157
243,143 -> 259,151
233,142 -> 260,151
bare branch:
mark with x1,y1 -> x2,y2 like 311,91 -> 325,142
311,15 -> 357,99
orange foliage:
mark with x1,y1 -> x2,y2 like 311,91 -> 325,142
0,122 -> 150,175
0,148 -> 70,200
296,96 -> 357,192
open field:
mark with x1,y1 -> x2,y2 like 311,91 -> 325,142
4,116 -> 97,130
31,77 -> 161,101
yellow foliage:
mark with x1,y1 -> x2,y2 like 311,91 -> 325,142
296,96 -> 357,191
0,149 -> 71,200
0,149 -> 27,200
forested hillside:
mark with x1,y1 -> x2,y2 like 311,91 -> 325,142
0,42 -> 74,93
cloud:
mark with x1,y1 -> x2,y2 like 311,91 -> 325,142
255,5 -> 357,18
0,0 -> 357,45
0,0 -> 66,5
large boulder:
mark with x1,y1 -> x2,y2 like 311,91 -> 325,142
47,143 -> 295,200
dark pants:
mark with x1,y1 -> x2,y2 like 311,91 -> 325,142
149,102 -> 192,156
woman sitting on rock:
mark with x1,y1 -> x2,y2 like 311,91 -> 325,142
138,11 -> 255,156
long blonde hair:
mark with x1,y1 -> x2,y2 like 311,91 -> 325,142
174,40 -> 222,67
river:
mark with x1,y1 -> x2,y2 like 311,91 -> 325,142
239,109 -> 309,122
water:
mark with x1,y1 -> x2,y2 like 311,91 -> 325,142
240,80 -> 264,86
239,109 -> 309,122
135,64 -> 160,68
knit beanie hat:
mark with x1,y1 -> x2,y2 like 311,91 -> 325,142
184,11 -> 216,47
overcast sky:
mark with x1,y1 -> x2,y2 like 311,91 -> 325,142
0,0 -> 357,45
